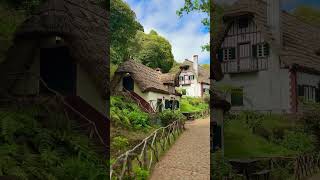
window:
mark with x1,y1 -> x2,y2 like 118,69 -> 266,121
238,17 -> 249,29
189,75 -> 194,80
179,76 -> 184,81
222,48 -> 236,61
254,43 -> 270,58
298,85 -> 317,102
231,88 -> 243,106
165,100 -> 171,109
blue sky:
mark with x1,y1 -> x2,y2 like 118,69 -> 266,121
124,0 -> 210,64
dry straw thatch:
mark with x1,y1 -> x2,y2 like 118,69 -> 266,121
0,0 -> 108,98
114,59 -> 181,95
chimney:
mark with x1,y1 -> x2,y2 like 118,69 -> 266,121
193,55 -> 199,76
267,0 -> 281,46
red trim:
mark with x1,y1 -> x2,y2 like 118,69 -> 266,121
289,69 -> 297,113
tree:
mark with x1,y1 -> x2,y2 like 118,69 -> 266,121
292,5 -> 320,25
110,0 -> 143,64
131,30 -> 175,73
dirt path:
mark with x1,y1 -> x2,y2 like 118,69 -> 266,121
150,117 -> 210,180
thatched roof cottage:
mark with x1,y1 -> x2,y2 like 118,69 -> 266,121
0,0 -> 108,149
111,60 -> 182,113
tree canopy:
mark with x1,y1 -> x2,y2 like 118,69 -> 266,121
110,0 -> 143,64
131,30 -> 175,73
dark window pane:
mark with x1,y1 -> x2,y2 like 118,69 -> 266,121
231,88 -> 243,106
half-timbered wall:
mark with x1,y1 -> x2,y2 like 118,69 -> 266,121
220,17 -> 270,73
216,16 -> 292,113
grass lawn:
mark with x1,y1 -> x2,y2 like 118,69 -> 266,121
224,119 -> 297,159
180,98 -> 208,113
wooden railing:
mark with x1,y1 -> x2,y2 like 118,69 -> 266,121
110,120 -> 185,180
122,89 -> 155,114
221,58 -> 268,73
294,153 -> 320,180
225,154 -> 320,180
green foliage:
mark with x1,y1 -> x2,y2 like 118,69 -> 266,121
224,112 -> 297,158
130,30 -> 174,73
177,0 -> 209,27
112,136 -> 129,154
280,131 -> 315,153
110,0 -> 143,64
292,5 -> 320,25
180,97 -> 208,113
0,3 -> 25,63
110,96 -> 151,130
133,167 -> 149,180
211,150 -> 233,179
156,110 -> 185,126
0,106 -> 106,179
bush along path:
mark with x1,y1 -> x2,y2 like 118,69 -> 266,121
150,117 -> 210,180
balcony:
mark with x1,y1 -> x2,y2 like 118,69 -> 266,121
221,57 -> 268,74
180,79 -> 192,85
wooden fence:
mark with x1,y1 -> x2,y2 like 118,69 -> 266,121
294,153 -> 320,180
110,120 -> 185,180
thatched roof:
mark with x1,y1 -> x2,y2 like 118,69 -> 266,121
114,60 -> 181,95
214,0 -> 320,73
180,60 -> 210,84
0,0 -> 108,98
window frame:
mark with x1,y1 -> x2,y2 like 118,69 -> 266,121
222,47 -> 236,61
231,88 -> 244,106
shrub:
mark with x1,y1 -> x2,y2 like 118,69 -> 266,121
110,96 -> 151,130
156,110 -> 185,126
211,150 -> 233,179
280,131 -> 315,153
112,136 -> 129,153
133,167 -> 149,180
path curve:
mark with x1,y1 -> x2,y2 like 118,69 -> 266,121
150,117 -> 210,180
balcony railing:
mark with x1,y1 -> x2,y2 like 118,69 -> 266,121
221,57 -> 268,74
179,79 -> 192,85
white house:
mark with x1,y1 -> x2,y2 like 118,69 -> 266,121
112,60 -> 182,113
179,55 -> 210,97
215,0 -> 320,113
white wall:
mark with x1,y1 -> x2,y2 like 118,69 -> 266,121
179,71 -> 202,97
77,65 -> 107,116
116,77 -> 181,111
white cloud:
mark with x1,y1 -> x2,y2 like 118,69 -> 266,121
124,0 -> 210,64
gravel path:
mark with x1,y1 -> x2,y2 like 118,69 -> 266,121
150,117 -> 210,180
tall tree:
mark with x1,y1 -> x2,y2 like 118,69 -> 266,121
292,5 -> 320,25
110,0 -> 143,64
131,30 -> 175,73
